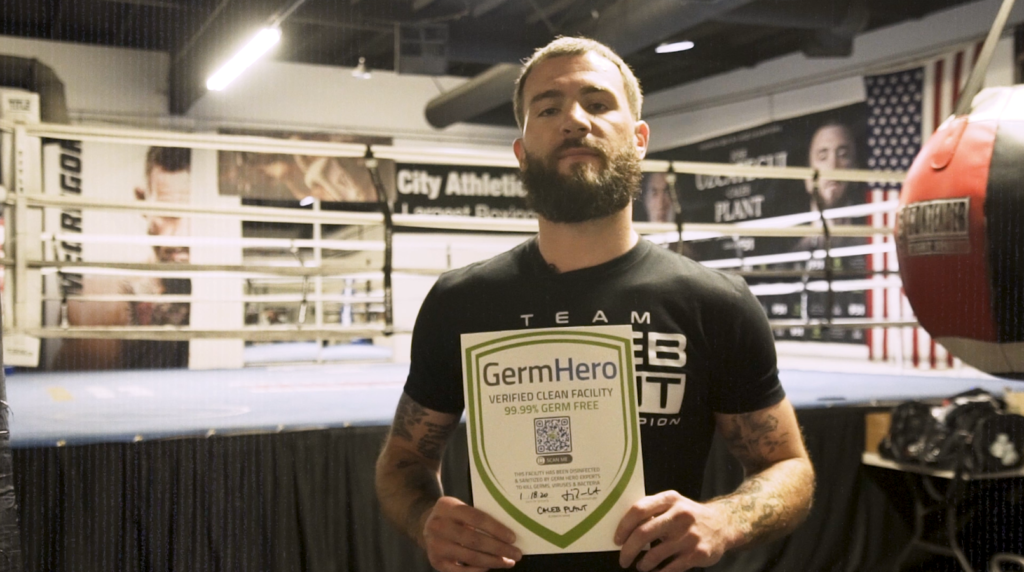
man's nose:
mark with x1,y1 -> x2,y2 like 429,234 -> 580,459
561,103 -> 591,135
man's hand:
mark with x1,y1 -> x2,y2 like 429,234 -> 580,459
422,496 -> 522,572
614,491 -> 736,572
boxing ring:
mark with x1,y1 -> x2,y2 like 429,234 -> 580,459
2,120 -> 1019,571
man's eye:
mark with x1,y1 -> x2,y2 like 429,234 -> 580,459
538,107 -> 558,117
589,103 -> 608,112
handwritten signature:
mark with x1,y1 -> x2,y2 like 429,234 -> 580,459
561,487 -> 601,501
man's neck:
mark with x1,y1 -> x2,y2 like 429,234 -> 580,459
536,207 -> 639,273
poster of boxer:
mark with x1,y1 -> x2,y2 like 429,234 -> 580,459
41,141 -> 194,369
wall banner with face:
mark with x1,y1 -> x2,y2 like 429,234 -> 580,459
394,163 -> 533,219
647,96 -> 899,344
40,141 -> 197,369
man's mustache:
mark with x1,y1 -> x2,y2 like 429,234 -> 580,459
557,139 -> 608,159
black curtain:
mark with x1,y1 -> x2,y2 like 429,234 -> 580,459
12,409 -> 925,571
0,305 -> 24,572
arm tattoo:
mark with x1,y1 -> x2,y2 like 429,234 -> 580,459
392,394 -> 428,441
717,475 -> 786,544
391,394 -> 459,462
713,408 -> 815,547
720,411 -> 790,473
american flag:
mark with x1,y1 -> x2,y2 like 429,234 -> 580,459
865,43 -> 983,369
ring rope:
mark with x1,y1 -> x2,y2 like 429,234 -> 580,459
11,121 -> 907,183
43,294 -> 385,304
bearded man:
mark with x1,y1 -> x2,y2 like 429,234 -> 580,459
375,37 -> 815,572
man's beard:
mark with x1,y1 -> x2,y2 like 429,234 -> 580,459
520,139 -> 643,223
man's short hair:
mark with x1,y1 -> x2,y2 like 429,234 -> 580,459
146,147 -> 191,175
513,36 -> 643,130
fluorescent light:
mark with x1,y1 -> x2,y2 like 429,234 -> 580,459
656,41 -> 695,54
206,27 -> 282,91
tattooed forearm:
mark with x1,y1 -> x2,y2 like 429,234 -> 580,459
391,394 -> 459,461
712,403 -> 815,550
392,394 -> 428,441
715,475 -> 788,546
720,411 -> 790,473
417,419 -> 457,460
376,393 -> 463,545
401,460 -> 444,541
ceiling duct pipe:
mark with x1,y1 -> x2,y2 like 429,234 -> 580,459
0,56 -> 70,123
424,0 -> 761,129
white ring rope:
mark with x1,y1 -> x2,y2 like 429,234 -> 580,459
44,293 -> 385,304
748,276 -> 903,297
767,318 -> 919,329
24,325 -> 396,342
700,242 -> 896,270
44,233 -> 386,252
15,194 -> 384,226
20,123 -> 368,158
15,122 -> 905,182
37,264 -> 390,279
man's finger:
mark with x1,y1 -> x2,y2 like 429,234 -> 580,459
636,536 -> 696,572
453,504 -> 518,545
614,492 -> 675,545
445,522 -> 522,562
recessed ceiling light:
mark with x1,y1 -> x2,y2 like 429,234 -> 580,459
655,41 -> 695,54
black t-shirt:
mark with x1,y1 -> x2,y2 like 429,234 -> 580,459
403,237 -> 785,571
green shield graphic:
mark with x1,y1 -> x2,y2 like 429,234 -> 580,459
463,329 -> 640,549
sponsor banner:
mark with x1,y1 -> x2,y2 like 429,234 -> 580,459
648,103 -> 871,343
395,163 -> 533,219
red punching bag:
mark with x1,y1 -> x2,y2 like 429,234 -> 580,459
896,86 -> 1024,378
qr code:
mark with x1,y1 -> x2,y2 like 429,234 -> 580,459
534,417 -> 572,455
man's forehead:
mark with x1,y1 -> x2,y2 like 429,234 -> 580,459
812,126 -> 852,145
523,52 -> 624,98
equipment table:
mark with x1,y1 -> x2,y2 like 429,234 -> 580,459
862,452 -> 1024,572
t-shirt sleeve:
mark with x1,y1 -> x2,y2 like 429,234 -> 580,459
402,278 -> 466,415
707,275 -> 786,414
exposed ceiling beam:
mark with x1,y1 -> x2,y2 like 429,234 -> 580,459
413,0 -> 440,11
49,0 -> 63,40
425,0 -> 764,128
525,0 -> 575,25
289,16 -> 392,34
93,0 -> 184,9
714,0 -> 868,34
473,0 -> 512,18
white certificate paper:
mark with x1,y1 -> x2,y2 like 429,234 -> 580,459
461,325 -> 646,555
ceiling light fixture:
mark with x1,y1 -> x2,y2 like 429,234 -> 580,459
655,40 -> 695,54
206,27 -> 282,91
352,57 -> 372,80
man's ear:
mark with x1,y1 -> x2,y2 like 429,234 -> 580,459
513,138 -> 526,169
635,121 -> 651,160
134,186 -> 147,201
